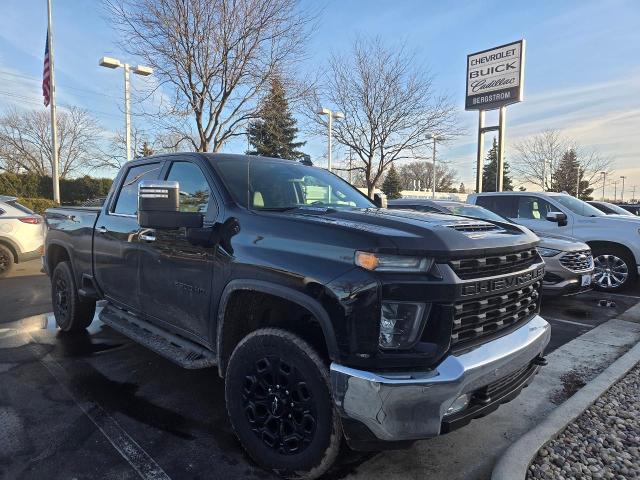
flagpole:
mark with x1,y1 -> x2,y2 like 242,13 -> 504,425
47,0 -> 60,204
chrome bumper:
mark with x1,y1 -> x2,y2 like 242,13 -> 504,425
330,315 -> 550,442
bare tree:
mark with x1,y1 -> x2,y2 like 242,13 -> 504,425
0,107 -> 104,178
398,161 -> 457,192
513,129 -> 612,190
306,37 -> 459,197
106,0 -> 313,152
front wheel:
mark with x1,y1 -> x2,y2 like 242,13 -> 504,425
51,261 -> 96,331
225,328 -> 342,479
592,246 -> 637,292
0,244 -> 14,278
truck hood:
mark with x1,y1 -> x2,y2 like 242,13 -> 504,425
274,207 -> 539,257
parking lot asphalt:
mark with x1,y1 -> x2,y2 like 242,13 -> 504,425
1,260 -> 639,479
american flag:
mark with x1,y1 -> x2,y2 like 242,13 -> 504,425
42,29 -> 51,107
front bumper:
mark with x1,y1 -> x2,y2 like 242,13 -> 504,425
330,315 -> 550,446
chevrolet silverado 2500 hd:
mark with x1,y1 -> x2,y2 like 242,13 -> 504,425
44,153 -> 550,479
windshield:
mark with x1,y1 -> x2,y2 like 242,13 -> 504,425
448,205 -> 510,223
554,195 -> 605,217
214,158 -> 375,211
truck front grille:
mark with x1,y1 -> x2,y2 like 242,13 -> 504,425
451,281 -> 541,348
449,248 -> 540,279
559,250 -> 593,272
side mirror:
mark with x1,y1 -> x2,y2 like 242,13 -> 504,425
546,211 -> 568,226
138,180 -> 203,229
373,193 -> 388,208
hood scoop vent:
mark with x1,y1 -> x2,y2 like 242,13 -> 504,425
445,222 -> 503,233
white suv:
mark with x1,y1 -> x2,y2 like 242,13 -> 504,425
468,191 -> 640,291
0,196 -> 45,277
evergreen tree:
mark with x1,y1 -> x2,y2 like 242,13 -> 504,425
381,164 -> 402,199
550,149 -> 593,199
246,76 -> 306,159
482,138 -> 513,192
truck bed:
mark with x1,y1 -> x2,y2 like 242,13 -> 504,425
44,206 -> 101,282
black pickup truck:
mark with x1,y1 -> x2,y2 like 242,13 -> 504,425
44,153 -> 550,479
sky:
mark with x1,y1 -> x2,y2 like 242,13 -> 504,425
0,0 -> 638,199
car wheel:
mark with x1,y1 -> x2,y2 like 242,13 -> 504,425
0,244 -> 14,278
225,328 -> 342,479
592,246 -> 637,292
51,261 -> 96,331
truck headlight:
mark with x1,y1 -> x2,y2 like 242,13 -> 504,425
355,251 -> 433,273
379,301 -> 427,349
536,247 -> 561,257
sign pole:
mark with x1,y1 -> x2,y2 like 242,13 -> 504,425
476,110 -> 485,193
497,106 -> 506,191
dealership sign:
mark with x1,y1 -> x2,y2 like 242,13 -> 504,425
465,40 -> 525,111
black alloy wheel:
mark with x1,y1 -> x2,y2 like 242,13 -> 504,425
243,355 -> 317,455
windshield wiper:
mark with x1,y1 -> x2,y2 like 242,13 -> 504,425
254,207 -> 300,212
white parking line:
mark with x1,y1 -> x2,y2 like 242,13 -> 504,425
545,316 -> 594,328
25,334 -> 171,480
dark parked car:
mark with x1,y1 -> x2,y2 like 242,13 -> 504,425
588,200 -> 637,216
388,199 -> 594,296
44,154 -> 550,479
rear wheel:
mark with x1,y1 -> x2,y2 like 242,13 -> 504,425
225,328 -> 341,479
51,261 -> 95,331
592,246 -> 637,292
0,244 -> 14,278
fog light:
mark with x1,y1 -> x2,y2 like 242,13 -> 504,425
379,302 -> 427,349
445,394 -> 470,416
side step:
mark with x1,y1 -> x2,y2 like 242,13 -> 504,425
99,306 -> 216,369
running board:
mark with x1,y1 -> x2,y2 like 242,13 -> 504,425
99,306 -> 216,369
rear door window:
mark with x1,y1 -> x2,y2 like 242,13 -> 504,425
112,162 -> 162,216
475,195 -> 517,217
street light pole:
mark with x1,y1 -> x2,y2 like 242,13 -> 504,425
316,108 -> 344,172
600,171 -> 606,201
426,134 -> 441,199
124,64 -> 131,160
620,176 -> 626,203
99,57 -> 153,161
614,181 -> 618,202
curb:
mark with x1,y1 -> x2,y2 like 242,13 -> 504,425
492,339 -> 640,480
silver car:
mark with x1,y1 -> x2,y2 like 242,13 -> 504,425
387,199 -> 594,296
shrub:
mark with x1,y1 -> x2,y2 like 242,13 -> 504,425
18,197 -> 59,215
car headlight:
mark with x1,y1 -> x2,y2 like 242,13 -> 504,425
379,301 -> 427,349
536,247 -> 561,257
355,251 -> 433,272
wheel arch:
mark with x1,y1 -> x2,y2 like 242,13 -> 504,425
215,279 -> 339,378
46,241 -> 72,276
0,237 -> 19,263
586,240 -> 637,265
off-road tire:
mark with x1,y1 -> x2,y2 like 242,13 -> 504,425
51,261 -> 95,332
0,244 -> 14,278
225,328 -> 342,479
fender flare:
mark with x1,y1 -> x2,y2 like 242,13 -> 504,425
45,240 -> 74,276
215,279 -> 340,375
